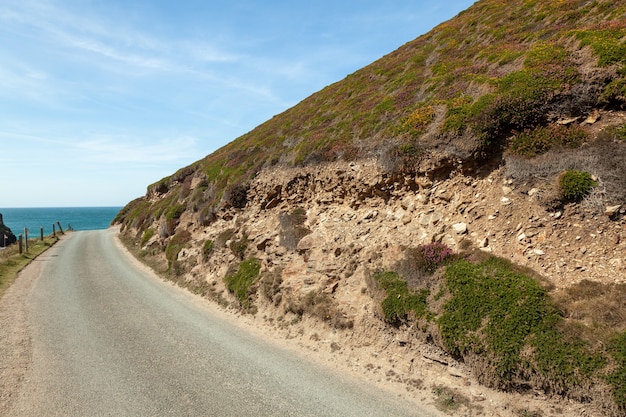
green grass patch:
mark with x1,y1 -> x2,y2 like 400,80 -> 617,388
202,239 -> 214,262
165,230 -> 191,271
574,25 -> 626,67
374,270 -> 430,325
607,331 -> 626,412
509,125 -> 589,157
140,228 -> 155,246
439,256 -> 605,390
165,203 -> 186,221
225,258 -> 261,307
0,236 -> 58,298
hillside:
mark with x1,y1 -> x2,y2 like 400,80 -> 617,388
114,0 -> 626,415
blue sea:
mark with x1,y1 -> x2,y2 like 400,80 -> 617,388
0,207 -> 122,236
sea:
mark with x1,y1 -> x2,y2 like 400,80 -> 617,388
0,207 -> 123,237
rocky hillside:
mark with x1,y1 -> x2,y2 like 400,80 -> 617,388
114,0 -> 626,415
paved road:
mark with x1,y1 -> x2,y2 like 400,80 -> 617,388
6,230 -> 433,417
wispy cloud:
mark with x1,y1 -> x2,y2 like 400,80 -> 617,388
74,137 -> 202,164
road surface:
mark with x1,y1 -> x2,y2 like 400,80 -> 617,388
1,230 -> 434,416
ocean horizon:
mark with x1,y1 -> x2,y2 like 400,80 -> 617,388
0,207 -> 122,237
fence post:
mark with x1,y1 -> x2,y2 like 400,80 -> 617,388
52,223 -> 56,238
24,228 -> 29,253
40,227 -> 44,241
56,221 -> 65,235
18,234 -> 23,254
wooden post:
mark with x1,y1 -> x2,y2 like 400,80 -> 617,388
18,234 -> 23,254
24,228 -> 29,253
52,223 -> 56,237
56,221 -> 64,235
40,227 -> 44,241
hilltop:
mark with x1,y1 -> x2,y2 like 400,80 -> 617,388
114,1 -> 626,415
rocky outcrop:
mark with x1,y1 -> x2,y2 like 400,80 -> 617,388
120,156 -> 626,416
0,213 -> 17,248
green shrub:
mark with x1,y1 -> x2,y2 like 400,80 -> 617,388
140,228 -> 155,246
439,257 -> 604,391
559,170 -> 597,201
165,203 -> 186,221
574,26 -> 626,67
165,230 -> 191,271
202,239 -> 214,262
380,140 -> 423,174
225,258 -> 261,306
509,125 -> 588,157
374,270 -> 430,325
607,331 -> 626,412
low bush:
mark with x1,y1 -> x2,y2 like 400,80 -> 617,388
224,258 -> 261,308
140,228 -> 155,246
165,230 -> 191,272
607,332 -> 626,412
286,289 -> 353,329
559,170 -> 597,201
413,242 -> 455,274
438,257 -> 605,393
374,270 -> 430,326
509,125 -> 588,157
379,140 -> 423,175
202,239 -> 214,262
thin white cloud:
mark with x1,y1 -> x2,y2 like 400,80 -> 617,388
74,137 -> 201,164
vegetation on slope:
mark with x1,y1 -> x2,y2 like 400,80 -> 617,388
116,0 -> 625,236
113,1 -> 626,413
374,245 -> 626,414
0,236 -> 58,298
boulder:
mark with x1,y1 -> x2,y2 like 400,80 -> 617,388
0,213 -> 17,247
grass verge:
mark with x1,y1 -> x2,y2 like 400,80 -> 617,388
0,236 -> 59,298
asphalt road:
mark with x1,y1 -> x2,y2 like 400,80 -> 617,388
6,230 -> 433,417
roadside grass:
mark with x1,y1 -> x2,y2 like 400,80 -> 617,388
0,236 -> 59,298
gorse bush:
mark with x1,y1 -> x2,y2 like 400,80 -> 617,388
559,170 -> 597,201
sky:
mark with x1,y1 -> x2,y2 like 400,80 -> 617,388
0,0 -> 476,208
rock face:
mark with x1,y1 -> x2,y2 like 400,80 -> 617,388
117,158 -> 626,417
0,213 -> 17,247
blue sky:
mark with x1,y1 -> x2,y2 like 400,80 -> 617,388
1,0 -> 476,208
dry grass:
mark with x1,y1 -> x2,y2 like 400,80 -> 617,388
0,236 -> 58,298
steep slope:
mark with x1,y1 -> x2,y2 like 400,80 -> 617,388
114,0 -> 626,415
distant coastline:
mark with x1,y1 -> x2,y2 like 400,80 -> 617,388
0,207 -> 122,237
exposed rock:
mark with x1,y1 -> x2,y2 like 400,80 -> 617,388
556,116 -> 579,125
0,213 -> 17,247
452,223 -> 467,234
605,204 -> 621,218
581,110 -> 601,125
